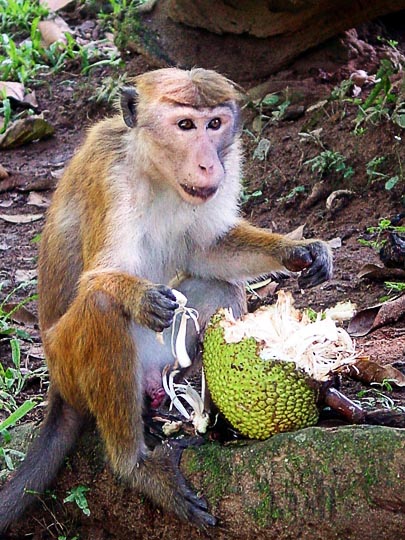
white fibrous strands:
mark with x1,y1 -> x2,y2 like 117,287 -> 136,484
219,290 -> 358,382
162,366 -> 210,434
170,289 -> 200,368
162,290 -> 209,433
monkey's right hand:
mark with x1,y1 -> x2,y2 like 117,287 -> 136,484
138,285 -> 179,332
283,240 -> 333,288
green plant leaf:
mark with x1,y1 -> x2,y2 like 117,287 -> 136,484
393,114 -> 405,128
64,485 -> 91,516
385,176 -> 399,190
0,399 -> 36,432
261,93 -> 279,106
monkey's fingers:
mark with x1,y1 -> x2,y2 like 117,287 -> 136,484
141,285 -> 179,331
147,315 -> 175,333
283,245 -> 313,272
297,241 -> 333,289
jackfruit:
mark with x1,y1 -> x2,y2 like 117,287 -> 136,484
202,291 -> 356,440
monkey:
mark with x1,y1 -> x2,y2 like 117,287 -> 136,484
0,67 -> 332,532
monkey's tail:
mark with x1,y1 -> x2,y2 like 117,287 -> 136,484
0,391 -> 84,533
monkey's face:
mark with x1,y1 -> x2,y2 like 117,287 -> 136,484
140,104 -> 238,205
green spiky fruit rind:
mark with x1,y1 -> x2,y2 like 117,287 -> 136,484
203,316 -> 319,440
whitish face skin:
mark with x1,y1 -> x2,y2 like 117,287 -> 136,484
139,104 -> 238,205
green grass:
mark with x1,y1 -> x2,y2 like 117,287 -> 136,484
0,282 -> 46,469
354,58 -> 405,132
357,386 -> 405,412
0,24 -> 47,83
0,1 -> 122,85
304,149 -> 354,181
366,155 -> 401,191
0,0 -> 48,35
0,281 -> 46,414
358,218 -> 405,251
384,281 -> 405,293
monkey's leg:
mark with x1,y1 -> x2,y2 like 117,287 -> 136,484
44,279 -> 216,527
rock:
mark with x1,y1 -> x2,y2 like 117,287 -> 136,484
3,424 -> 405,539
115,0 -> 405,82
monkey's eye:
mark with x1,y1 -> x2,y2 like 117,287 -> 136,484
208,118 -> 221,130
178,119 -> 195,130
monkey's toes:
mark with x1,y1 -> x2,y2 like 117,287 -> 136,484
189,504 -> 217,528
178,483 -> 217,528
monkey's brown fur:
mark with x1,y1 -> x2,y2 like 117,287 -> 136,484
0,68 -> 332,532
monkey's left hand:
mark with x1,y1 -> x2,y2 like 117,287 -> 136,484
284,240 -> 333,288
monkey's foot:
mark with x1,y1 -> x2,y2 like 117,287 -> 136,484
153,442 -> 217,528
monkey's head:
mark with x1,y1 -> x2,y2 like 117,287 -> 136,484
120,68 -> 243,205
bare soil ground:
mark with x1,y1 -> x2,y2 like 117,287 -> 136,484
0,7 -> 404,539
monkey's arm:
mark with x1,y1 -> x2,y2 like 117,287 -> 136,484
80,271 -> 179,332
190,220 -> 332,288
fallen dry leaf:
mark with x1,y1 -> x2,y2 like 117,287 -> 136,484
17,176 -> 56,192
38,17 -> 71,46
22,92 -> 39,109
301,181 -> 332,209
0,81 -> 25,102
346,357 -> 405,388
0,116 -> 54,149
248,278 -> 278,299
357,263 -> 405,282
0,164 -> 9,179
27,191 -> 51,208
50,167 -> 65,180
15,269 -> 37,283
3,303 -> 38,326
0,174 -> 56,193
348,294 -> 405,336
28,344 -> 45,360
326,189 -> 354,212
0,213 -> 43,224
39,0 -> 74,10
0,200 -> 13,208
328,237 -> 342,249
350,70 -> 377,87
0,175 -> 28,193
0,82 -> 38,108
286,224 -> 305,240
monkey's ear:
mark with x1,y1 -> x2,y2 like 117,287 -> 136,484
120,87 -> 138,128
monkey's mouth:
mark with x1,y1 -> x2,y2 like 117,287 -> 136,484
180,183 -> 218,201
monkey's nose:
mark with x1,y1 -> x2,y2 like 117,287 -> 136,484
199,163 -> 215,174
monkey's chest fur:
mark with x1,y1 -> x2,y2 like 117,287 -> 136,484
101,183 -> 238,284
